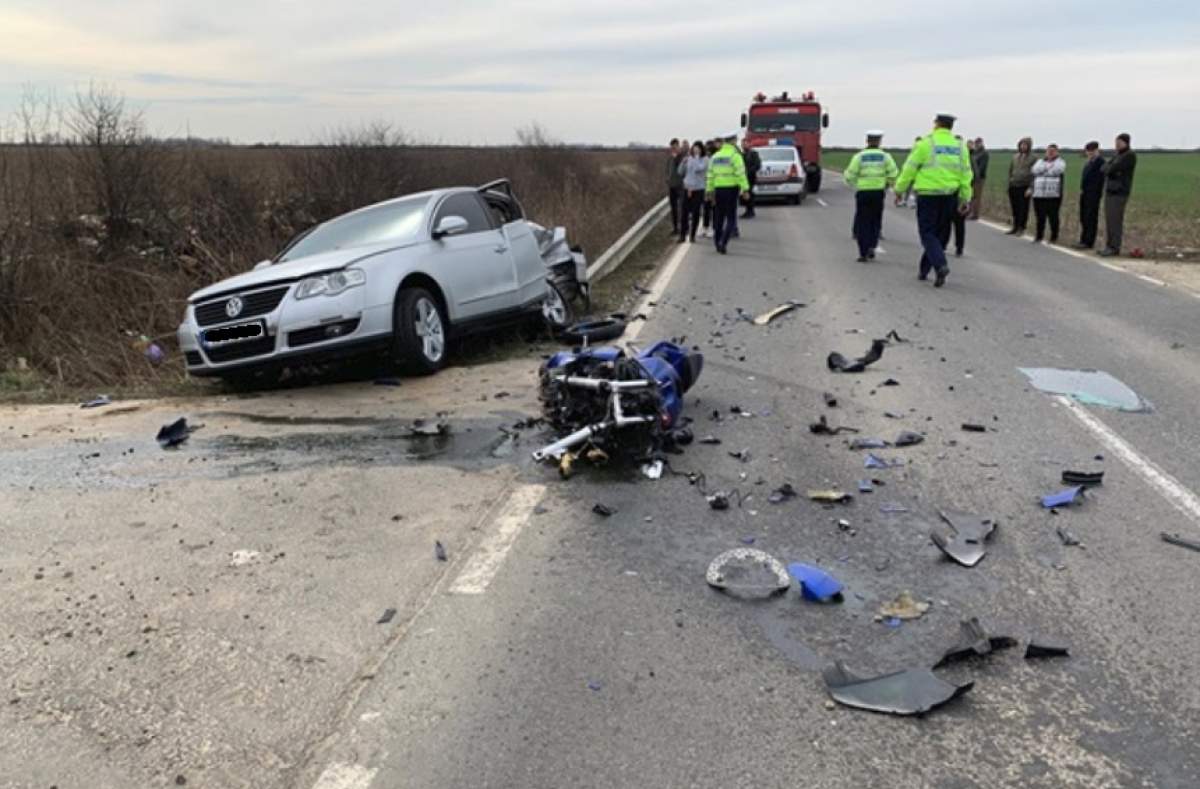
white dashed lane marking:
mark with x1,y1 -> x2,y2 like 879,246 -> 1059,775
312,762 -> 377,789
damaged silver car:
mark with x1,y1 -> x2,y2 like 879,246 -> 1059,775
178,180 -> 586,379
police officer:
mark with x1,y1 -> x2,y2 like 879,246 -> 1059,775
893,114 -> 973,288
705,134 -> 749,255
844,130 -> 898,262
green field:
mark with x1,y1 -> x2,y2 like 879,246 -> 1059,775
822,149 -> 1200,256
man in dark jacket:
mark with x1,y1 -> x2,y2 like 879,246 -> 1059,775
741,144 -> 762,218
1074,141 -> 1106,250
667,138 -> 684,235
969,138 -> 989,219
1100,133 -> 1137,257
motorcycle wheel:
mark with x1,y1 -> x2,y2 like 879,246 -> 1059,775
561,317 -> 627,344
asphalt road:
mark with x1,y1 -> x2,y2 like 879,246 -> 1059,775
306,179 -> 1200,789
5,175 -> 1200,789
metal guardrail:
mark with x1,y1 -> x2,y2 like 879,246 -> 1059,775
587,196 -> 670,283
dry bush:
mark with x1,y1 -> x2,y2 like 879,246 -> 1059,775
0,98 -> 661,394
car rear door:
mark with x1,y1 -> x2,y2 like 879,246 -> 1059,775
431,193 -> 518,320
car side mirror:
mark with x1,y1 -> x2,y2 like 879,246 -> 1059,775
433,215 -> 469,239
822,113 -> 830,129
740,112 -> 748,128
253,259 -> 272,270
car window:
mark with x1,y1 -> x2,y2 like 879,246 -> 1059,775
278,197 -> 427,262
434,193 -> 494,235
485,195 -> 521,226
757,148 -> 797,163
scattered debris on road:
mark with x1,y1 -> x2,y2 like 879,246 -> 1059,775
1062,470 -> 1104,486
823,392 -> 839,408
706,548 -> 790,597
407,418 -> 449,437
1019,367 -> 1152,412
961,423 -> 987,433
1025,637 -> 1071,659
823,661 -> 973,716
850,437 -> 889,450
808,489 -> 853,504
753,300 -> 806,326
1056,526 -> 1083,547
377,608 -> 397,624
1041,486 -> 1085,509
768,483 -> 798,504
787,562 -> 844,602
827,339 -> 886,373
80,395 -> 112,409
931,510 -> 997,567
894,431 -> 924,447
935,618 -> 1017,667
435,541 -> 448,561
810,415 -> 858,435
156,417 -> 198,448
641,459 -> 664,479
699,434 -> 722,445
592,504 -> 615,517
865,453 -> 903,470
1161,532 -> 1200,553
878,590 -> 930,620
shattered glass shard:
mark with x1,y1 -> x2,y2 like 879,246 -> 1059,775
823,661 -> 973,716
850,437 -> 890,450
1019,367 -> 1152,412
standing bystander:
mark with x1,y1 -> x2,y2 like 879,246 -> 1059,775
1074,141 -> 1106,250
1007,137 -> 1035,235
969,138 -> 989,219
1029,144 -> 1066,244
1100,133 -> 1137,257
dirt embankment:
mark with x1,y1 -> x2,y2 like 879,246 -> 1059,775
0,117 -> 664,397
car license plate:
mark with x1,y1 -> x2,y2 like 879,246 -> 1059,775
203,320 -> 265,347
758,184 -> 779,191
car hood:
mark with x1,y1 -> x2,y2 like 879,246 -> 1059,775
188,240 -> 419,302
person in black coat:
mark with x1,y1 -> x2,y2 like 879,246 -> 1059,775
1100,133 -> 1137,257
1074,141 -> 1106,249
741,145 -> 762,218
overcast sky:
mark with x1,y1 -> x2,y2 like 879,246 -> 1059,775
2,0 -> 1198,148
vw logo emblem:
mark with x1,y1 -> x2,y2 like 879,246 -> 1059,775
225,297 -> 244,318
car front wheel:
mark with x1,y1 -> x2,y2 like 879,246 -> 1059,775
542,279 -> 574,332
393,287 -> 447,375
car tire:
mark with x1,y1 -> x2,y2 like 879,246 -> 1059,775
392,287 -> 448,375
790,194 -> 802,205
561,317 -> 626,345
542,278 -> 575,332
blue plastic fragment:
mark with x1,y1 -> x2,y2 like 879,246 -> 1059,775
740,536 -> 756,545
1041,486 -> 1084,508
587,680 -> 603,692
865,453 -> 903,469
883,617 -> 903,628
786,562 -> 844,602
858,479 -> 874,493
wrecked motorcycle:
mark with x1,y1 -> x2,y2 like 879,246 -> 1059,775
533,341 -> 703,465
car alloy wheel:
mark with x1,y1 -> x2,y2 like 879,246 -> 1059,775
542,280 -> 570,328
414,296 -> 445,362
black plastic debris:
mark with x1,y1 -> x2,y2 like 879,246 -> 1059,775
707,492 -> 731,510
1161,532 -> 1200,553
768,483 -> 798,504
810,416 -> 858,436
930,510 -> 996,567
894,431 -> 924,447
592,503 -> 615,517
671,427 -> 694,446
1056,526 -> 1082,547
822,661 -> 973,716
961,423 -> 987,433
698,435 -> 722,445
880,378 -> 900,387
1062,470 -> 1104,487
935,618 -> 1017,667
156,417 -> 195,448
849,437 -> 889,450
435,541 -> 448,561
885,330 -> 910,343
729,448 -> 752,462
822,392 -> 838,408
81,395 -> 112,409
377,608 -> 397,624
705,548 -> 790,597
827,339 -> 886,373
1024,637 -> 1071,659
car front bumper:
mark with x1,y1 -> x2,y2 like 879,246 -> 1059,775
178,284 -> 393,376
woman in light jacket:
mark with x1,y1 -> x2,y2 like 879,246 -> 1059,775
1028,143 -> 1066,244
678,141 -> 709,243
1006,137 -> 1035,235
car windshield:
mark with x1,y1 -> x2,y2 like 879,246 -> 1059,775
757,148 -> 797,162
749,112 -> 821,133
278,197 -> 428,262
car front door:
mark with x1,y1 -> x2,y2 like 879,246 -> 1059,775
431,193 -> 518,320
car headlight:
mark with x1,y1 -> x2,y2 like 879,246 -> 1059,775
294,268 -> 366,300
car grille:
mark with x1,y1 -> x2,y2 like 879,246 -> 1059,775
185,351 -> 203,366
288,318 -> 361,348
203,334 -> 277,363
194,286 -> 289,327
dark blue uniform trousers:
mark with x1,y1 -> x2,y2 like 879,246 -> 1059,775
854,190 -> 885,257
916,194 -> 958,277
712,188 -> 740,250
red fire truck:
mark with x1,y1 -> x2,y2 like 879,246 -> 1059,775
741,91 -> 830,192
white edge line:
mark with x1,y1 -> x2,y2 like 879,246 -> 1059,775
1138,274 -> 1167,286
1055,395 -> 1200,527
312,762 -> 378,789
449,484 -> 547,594
625,238 -> 691,341
816,198 -> 829,207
